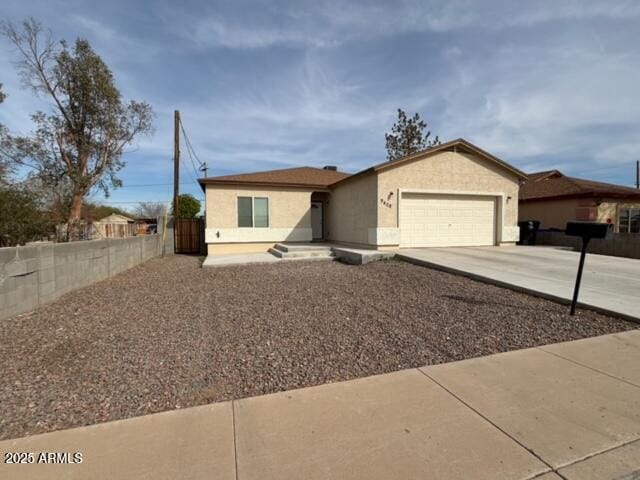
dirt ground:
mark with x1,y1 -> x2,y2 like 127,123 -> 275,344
0,255 -> 635,440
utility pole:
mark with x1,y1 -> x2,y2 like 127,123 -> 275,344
173,110 -> 180,253
200,162 -> 208,178
636,160 -> 639,189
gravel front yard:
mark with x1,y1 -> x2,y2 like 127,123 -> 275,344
1,255 -> 635,440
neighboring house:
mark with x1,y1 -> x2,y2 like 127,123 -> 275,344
94,213 -> 136,238
198,138 -> 526,255
519,170 -> 640,232
135,218 -> 158,235
97,213 -> 135,225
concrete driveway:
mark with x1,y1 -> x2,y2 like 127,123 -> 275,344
397,246 -> 640,321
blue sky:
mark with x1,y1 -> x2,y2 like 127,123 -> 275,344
2,0 -> 640,210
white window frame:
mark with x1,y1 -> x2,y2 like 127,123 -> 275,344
618,208 -> 640,233
237,196 -> 270,228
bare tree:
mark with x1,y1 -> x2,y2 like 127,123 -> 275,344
0,18 -> 154,235
134,201 -> 167,219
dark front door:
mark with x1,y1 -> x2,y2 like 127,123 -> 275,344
311,201 -> 323,240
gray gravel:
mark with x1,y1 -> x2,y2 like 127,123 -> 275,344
0,255 -> 635,440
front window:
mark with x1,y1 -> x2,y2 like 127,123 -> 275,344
238,197 -> 253,227
237,196 -> 269,228
618,208 -> 640,233
254,197 -> 269,227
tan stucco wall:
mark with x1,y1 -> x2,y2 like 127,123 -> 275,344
599,200 -> 640,231
206,185 -> 313,229
377,151 -> 520,241
204,151 -> 521,249
326,174 -> 378,246
519,198 -> 640,231
519,198 -> 583,229
597,201 -> 617,225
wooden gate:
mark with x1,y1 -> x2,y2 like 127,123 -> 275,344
175,218 -> 205,254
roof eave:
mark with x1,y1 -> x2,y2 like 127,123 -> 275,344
520,191 -> 640,202
198,179 -> 332,190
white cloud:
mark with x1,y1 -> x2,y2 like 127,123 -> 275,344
167,1 -> 640,50
3,0 -> 640,197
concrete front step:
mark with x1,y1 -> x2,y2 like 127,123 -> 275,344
273,243 -> 333,253
268,247 -> 335,259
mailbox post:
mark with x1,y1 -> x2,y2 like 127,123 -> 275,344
565,222 -> 613,315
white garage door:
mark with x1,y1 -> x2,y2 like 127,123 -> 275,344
400,193 -> 497,247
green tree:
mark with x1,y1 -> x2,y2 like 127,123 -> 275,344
384,109 -> 440,161
81,202 -> 132,222
0,185 -> 53,246
172,194 -> 201,219
0,18 -> 154,232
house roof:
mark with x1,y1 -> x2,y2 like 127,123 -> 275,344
330,138 -> 528,187
97,213 -> 135,223
520,170 -> 640,201
198,138 -> 526,191
198,166 -> 350,189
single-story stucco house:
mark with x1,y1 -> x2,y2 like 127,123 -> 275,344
519,170 -> 640,232
198,138 -> 527,255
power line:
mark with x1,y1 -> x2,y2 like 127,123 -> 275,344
180,155 -> 201,188
179,119 -> 202,178
179,118 -> 204,166
179,117 -> 208,177
118,182 -> 194,188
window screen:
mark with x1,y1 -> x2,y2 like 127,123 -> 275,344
238,197 -> 253,227
254,198 -> 269,228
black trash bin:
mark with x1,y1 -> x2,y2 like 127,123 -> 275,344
518,220 -> 540,245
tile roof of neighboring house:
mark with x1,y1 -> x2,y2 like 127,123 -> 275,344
520,170 -> 640,201
198,166 -> 350,189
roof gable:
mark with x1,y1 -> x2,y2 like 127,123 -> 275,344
98,213 -> 135,223
520,170 -> 640,201
330,138 -> 527,187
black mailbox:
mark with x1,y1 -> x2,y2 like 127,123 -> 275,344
566,221 -> 613,240
564,221 -> 613,316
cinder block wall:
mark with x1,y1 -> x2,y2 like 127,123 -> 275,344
0,234 -> 169,321
536,231 -> 640,260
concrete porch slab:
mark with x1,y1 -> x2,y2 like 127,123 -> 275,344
422,342 -> 640,469
202,243 -> 395,266
558,440 -> 640,479
540,330 -> 640,387
331,245 -> 395,265
234,368 -> 548,480
0,403 -> 235,480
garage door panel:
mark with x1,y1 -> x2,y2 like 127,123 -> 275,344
400,194 -> 496,248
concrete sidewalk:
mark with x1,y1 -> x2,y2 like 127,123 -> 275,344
398,246 -> 640,321
2,330 -> 639,479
